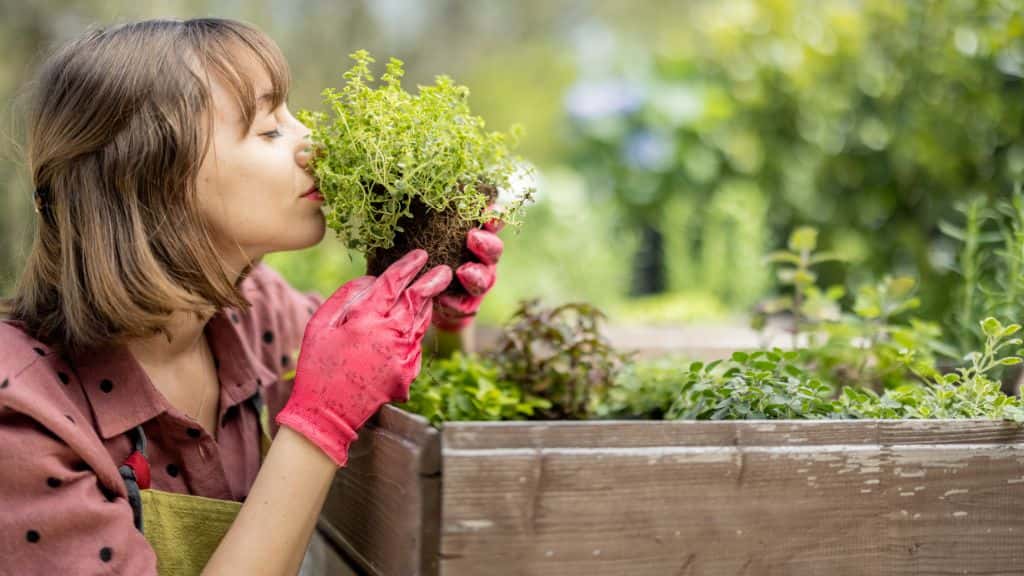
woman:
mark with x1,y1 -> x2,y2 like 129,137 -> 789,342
0,18 -> 503,575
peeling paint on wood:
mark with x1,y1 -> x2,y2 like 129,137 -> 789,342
318,407 -> 1024,575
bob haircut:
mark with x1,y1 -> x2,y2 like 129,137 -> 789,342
0,18 -> 291,355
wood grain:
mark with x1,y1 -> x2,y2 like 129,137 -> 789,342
318,406 -> 441,576
439,419 -> 1024,575
319,409 -> 1024,575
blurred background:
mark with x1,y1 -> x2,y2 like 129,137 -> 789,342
3,0 -> 1024,335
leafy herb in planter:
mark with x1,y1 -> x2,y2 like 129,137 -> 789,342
489,299 -> 629,420
656,318 -> 1024,422
758,226 -> 953,392
756,226 -> 846,340
397,294 -> 1024,424
664,350 -> 837,420
941,186 -> 1024,362
297,50 -> 534,290
593,357 -> 684,419
401,352 -> 551,426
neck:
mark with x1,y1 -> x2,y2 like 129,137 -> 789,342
125,308 -> 212,364
126,253 -> 252,363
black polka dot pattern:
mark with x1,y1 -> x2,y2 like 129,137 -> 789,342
46,477 -> 61,488
58,372 -> 70,385
262,331 -> 274,344
99,379 -> 113,393
26,530 -> 39,543
166,464 -> 179,477
100,547 -> 113,562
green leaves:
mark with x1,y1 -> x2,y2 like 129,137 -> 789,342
401,352 -> 551,426
652,342 -> 1024,422
402,305 -> 1024,426
299,50 -> 533,253
490,300 -> 628,420
787,226 -> 818,253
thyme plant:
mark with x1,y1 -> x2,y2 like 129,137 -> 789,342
297,50 -> 532,254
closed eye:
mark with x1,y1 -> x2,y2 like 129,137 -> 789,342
260,128 -> 283,139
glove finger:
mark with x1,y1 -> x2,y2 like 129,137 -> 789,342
433,293 -> 483,331
393,348 -> 423,403
435,292 -> 484,315
483,218 -> 505,233
466,228 -> 504,265
366,249 -> 429,311
483,203 -> 505,233
456,262 -> 496,297
319,276 -> 375,328
394,265 -> 452,322
412,294 -> 437,342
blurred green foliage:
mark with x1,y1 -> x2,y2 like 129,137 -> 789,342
566,0 -> 1024,317
4,1 -> 1024,331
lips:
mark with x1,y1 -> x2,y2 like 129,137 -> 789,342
302,186 -> 324,202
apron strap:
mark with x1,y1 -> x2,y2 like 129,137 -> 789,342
118,425 -> 149,531
118,389 -> 268,535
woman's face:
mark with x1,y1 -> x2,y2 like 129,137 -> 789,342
195,55 -> 325,274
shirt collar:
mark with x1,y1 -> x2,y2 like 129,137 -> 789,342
72,309 -> 277,440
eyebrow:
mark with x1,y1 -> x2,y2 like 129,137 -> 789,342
257,92 -> 275,110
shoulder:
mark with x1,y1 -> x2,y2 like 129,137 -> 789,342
0,406 -> 156,573
0,321 -> 124,496
0,320 -> 53,378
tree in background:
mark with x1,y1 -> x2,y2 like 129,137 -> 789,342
565,0 -> 1024,319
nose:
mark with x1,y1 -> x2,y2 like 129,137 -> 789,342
297,132 -> 313,170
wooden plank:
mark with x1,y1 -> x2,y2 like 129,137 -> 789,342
439,419 -> 1024,575
443,419 -> 888,450
318,406 -> 440,576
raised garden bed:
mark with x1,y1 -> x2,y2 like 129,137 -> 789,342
317,405 -> 1024,576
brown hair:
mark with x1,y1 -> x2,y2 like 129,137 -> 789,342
0,18 -> 291,355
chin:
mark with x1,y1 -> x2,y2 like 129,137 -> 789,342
288,216 -> 327,250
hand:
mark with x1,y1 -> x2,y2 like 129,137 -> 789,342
276,250 -> 452,466
433,217 -> 504,332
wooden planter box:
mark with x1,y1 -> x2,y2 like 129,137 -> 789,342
317,405 -> 1024,575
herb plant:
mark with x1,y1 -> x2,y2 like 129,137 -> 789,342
489,299 -> 629,419
400,352 -> 550,426
941,186 -> 1024,362
297,50 -> 532,276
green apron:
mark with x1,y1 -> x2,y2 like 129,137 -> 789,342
119,393 -> 273,576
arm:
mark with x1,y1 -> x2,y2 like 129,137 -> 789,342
208,250 -> 451,575
202,426 -> 334,575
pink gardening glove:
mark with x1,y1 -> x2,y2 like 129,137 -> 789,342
277,250 -> 452,466
433,217 -> 505,331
